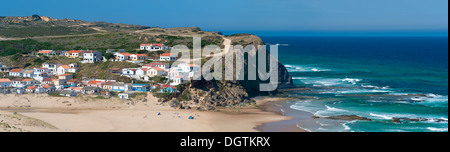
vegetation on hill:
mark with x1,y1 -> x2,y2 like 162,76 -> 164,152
0,39 -> 59,56
0,15 -> 151,38
0,26 -> 97,38
75,61 -> 140,80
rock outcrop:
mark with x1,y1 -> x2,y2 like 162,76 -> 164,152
313,115 -> 372,121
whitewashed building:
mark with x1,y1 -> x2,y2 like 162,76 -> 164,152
140,44 -> 168,51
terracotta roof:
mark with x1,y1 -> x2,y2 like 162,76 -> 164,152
59,65 -> 70,69
151,67 -> 165,71
187,64 -> 200,67
144,63 -> 167,66
21,79 -> 33,82
136,54 -> 148,57
118,52 -> 132,56
88,80 -> 101,85
140,68 -> 148,71
38,50 -> 54,54
10,69 -> 23,73
43,78 -> 53,81
23,70 -> 34,74
103,81 -> 116,85
83,50 -> 98,53
60,74 -> 73,76
152,44 -> 164,47
0,78 -> 11,83
67,79 -> 78,83
67,50 -> 84,54
162,85 -> 171,88
141,44 -> 164,47
12,78 -> 23,81
110,68 -> 122,70
42,86 -> 53,89
73,87 -> 83,91
26,86 -> 37,90
175,75 -> 184,79
161,53 -> 172,57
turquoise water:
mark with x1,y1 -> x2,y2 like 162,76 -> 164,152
263,37 -> 448,132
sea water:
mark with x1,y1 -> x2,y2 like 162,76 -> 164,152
263,36 -> 448,132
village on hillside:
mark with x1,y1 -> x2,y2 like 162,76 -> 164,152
0,43 -> 200,99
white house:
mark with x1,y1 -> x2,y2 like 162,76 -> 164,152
42,63 -> 62,74
147,67 -> 167,77
171,75 -> 187,86
112,83 -> 132,92
82,51 -> 103,63
142,63 -> 170,69
9,69 -> 23,77
135,68 -> 148,77
57,64 -> 78,76
0,78 -> 11,88
140,44 -> 168,51
33,68 -> 50,81
114,52 -> 132,61
130,54 -> 148,61
122,68 -> 138,76
169,64 -> 201,80
67,63 -> 79,73
22,69 -> 34,78
160,53 -> 177,61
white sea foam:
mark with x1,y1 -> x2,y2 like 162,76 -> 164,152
370,113 -> 393,120
342,123 -> 351,130
292,77 -> 308,80
342,78 -> 362,84
284,64 -> 331,72
314,106 -> 349,116
427,127 -> 448,132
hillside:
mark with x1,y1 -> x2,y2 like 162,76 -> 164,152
0,15 -> 295,109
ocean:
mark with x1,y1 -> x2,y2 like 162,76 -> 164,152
262,36 -> 448,132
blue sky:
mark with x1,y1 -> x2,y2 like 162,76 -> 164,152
0,0 -> 448,36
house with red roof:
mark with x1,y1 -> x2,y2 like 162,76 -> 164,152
140,44 -> 168,51
130,54 -> 148,61
0,78 -> 11,88
87,80 -> 103,88
109,68 -> 122,74
142,62 -> 170,69
9,69 -> 23,77
26,86 -> 38,93
136,68 -> 149,77
37,50 -> 56,56
41,85 -> 56,93
160,85 -> 177,93
65,50 -> 84,58
114,52 -> 132,61
147,67 -> 167,77
160,53 -> 177,61
33,68 -> 50,81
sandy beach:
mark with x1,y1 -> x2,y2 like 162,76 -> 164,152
0,93 -> 304,132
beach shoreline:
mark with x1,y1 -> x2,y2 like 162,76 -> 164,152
0,93 -> 306,132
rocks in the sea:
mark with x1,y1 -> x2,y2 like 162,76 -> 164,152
313,115 -> 372,121
390,117 -> 448,124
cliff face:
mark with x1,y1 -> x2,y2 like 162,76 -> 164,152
167,34 -> 294,109
226,34 -> 294,92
